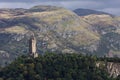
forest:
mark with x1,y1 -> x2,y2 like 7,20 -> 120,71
0,53 -> 120,80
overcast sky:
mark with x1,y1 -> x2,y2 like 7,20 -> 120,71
0,0 -> 120,16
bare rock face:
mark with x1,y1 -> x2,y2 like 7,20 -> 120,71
0,50 -> 9,58
107,62 -> 120,78
96,62 -> 120,78
0,50 -> 10,66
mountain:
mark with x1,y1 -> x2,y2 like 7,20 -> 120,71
0,6 -> 120,66
0,6 -> 99,66
73,8 -> 112,16
74,9 -> 120,57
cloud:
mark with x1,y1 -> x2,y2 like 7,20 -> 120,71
0,3 -> 31,8
0,0 -> 119,16
0,0 -> 38,2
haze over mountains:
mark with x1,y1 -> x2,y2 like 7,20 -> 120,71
0,5 -> 120,66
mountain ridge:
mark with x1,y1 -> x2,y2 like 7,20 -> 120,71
73,8 -> 113,16
0,5 -> 120,66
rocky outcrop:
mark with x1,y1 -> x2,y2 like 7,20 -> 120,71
96,62 -> 120,78
107,62 -> 120,78
0,50 -> 10,66
0,50 -> 9,58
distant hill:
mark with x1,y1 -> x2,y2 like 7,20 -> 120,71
73,8 -> 112,16
74,8 -> 120,57
0,5 -> 120,66
0,6 -> 99,66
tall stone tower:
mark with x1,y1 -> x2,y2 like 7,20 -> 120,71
29,34 -> 38,58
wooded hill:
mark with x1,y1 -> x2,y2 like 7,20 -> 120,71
0,53 -> 120,80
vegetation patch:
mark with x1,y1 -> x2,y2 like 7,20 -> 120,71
0,53 -> 120,80
5,26 -> 27,34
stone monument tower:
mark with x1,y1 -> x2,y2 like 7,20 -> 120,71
29,33 -> 38,58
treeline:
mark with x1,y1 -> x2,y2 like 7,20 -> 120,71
99,56 -> 120,63
0,53 -> 120,80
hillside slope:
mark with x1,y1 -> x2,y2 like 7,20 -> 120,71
0,6 -> 99,66
74,9 -> 120,57
0,6 -> 120,66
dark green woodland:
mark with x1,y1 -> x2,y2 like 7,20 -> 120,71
0,53 -> 120,80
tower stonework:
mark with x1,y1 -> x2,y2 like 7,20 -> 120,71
29,34 -> 38,58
